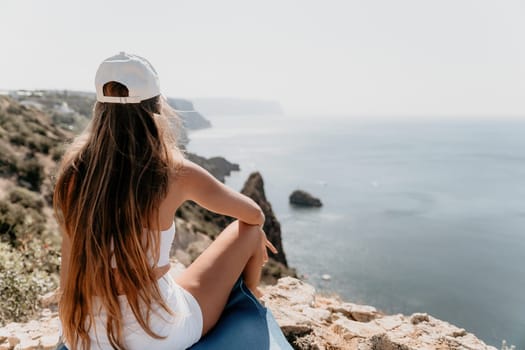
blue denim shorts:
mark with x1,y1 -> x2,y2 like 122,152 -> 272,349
189,276 -> 292,349
56,276 -> 292,349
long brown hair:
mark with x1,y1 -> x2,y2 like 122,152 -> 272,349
54,82 -> 183,349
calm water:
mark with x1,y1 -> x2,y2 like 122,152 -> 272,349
187,114 -> 525,348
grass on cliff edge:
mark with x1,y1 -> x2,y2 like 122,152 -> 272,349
0,97 -> 67,325
0,186 -> 61,325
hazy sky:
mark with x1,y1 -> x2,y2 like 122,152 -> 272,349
1,0 -> 524,117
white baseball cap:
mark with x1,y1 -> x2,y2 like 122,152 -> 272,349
95,52 -> 161,104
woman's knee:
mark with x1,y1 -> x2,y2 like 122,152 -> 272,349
236,221 -> 262,249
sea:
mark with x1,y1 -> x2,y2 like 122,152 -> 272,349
186,113 -> 525,349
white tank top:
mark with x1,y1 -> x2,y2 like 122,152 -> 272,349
110,222 -> 176,268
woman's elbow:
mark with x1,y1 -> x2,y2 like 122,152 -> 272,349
245,206 -> 265,226
253,208 -> 265,226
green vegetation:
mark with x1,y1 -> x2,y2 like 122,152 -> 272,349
0,96 -> 66,325
9,186 -> 45,211
0,188 -> 47,246
0,106 -> 58,155
0,187 -> 60,325
0,143 -> 18,176
0,239 -> 59,324
16,156 -> 44,191
0,147 -> 45,192
0,243 -> 42,323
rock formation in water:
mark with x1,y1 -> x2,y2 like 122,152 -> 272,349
174,169 -> 297,284
241,172 -> 289,268
290,189 -> 323,207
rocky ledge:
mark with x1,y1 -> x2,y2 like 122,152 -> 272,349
261,277 -> 496,350
0,272 -> 496,350
186,153 -> 240,183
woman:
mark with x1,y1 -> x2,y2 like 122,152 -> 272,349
54,52 -> 284,349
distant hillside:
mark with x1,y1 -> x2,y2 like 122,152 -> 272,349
0,95 -> 70,195
166,97 -> 211,130
7,90 -> 212,133
191,97 -> 283,116
7,90 -> 93,133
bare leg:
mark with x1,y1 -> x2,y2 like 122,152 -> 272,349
242,237 -> 264,298
174,220 -> 264,336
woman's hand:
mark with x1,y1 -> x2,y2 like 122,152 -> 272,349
260,228 -> 278,266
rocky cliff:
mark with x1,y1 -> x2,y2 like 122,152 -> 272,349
166,97 -> 211,130
0,95 -> 294,329
0,263 -> 497,350
173,167 -> 296,284
261,277 -> 497,350
241,172 -> 289,268
185,153 -> 240,183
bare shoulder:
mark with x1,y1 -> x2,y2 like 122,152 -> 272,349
165,158 -> 210,204
168,156 -> 264,225
172,158 -> 217,185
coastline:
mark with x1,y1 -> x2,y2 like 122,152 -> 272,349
0,92 -> 519,348
185,115 -> 525,348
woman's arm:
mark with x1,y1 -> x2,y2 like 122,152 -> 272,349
177,159 -> 265,226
